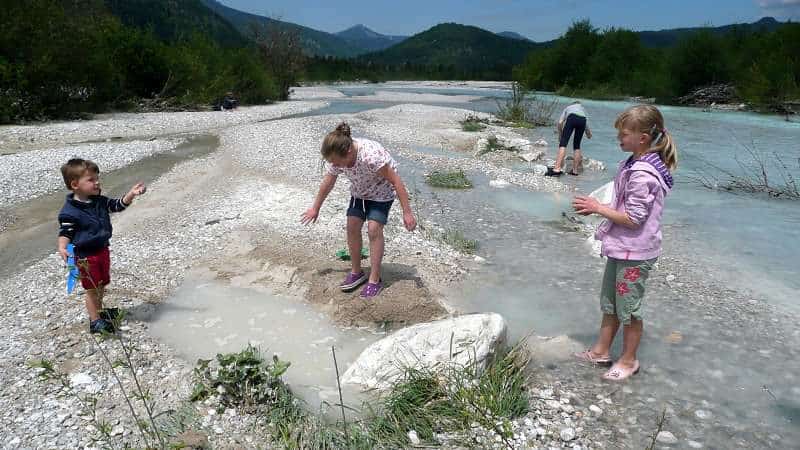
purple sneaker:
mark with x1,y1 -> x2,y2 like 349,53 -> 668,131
360,281 -> 383,298
340,271 -> 367,291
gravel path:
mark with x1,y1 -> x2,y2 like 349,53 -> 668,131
0,101 -> 328,152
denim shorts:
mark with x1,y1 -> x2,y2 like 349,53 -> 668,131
346,196 -> 394,224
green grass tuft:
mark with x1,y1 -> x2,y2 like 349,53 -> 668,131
426,170 -> 473,189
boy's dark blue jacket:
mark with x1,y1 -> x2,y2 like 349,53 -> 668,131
58,193 -> 128,257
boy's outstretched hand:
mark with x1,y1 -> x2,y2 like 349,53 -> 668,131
130,182 -> 147,196
300,208 -> 319,225
573,195 -> 600,215
123,181 -> 147,205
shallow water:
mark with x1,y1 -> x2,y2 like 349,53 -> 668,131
400,163 -> 800,447
148,272 -> 378,414
0,135 -> 219,279
310,83 -> 800,310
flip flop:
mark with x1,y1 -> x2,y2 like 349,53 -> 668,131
574,350 -> 613,366
567,171 -> 580,176
602,360 -> 640,381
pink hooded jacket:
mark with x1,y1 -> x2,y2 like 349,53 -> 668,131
595,153 -> 674,260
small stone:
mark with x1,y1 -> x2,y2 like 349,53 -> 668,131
657,431 -> 679,444
687,440 -> 703,448
546,400 -> 562,409
589,405 -> 603,416
408,430 -> 420,445
110,425 -> 124,436
560,427 -> 576,441
524,418 -> 533,427
694,409 -> 712,419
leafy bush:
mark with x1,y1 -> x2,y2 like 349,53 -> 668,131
190,345 -> 291,412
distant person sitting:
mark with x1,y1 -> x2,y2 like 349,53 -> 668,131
546,101 -> 592,177
221,92 -> 238,111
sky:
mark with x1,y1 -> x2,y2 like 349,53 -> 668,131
216,0 -> 800,41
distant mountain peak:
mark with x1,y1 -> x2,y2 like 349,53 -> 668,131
335,24 -> 408,52
338,24 -> 383,39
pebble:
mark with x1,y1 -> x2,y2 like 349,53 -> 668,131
589,405 -> 603,416
694,409 -> 712,419
657,431 -> 679,444
560,427 -> 576,441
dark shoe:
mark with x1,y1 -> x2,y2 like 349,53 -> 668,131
89,318 -> 115,334
567,170 -> 580,176
99,308 -> 120,321
340,271 -> 368,291
360,280 -> 383,299
544,167 -> 563,177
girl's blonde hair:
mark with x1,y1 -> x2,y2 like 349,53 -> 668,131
614,105 -> 678,171
321,122 -> 352,160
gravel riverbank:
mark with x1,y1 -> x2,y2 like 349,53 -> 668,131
1,95 -> 796,449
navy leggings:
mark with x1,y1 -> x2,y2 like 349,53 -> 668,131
559,114 -> 587,150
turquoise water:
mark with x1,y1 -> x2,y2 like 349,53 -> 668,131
316,84 -> 800,309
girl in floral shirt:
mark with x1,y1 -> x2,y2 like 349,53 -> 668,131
301,122 -> 417,298
572,105 -> 677,381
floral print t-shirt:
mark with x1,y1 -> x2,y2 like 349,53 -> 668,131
326,138 -> 398,202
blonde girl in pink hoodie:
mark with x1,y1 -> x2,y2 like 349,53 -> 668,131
572,105 -> 678,381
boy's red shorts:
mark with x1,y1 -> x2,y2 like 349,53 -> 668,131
78,247 -> 111,290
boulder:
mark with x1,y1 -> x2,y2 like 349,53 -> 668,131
342,313 -> 507,390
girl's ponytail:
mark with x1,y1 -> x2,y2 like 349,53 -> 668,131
651,127 -> 677,171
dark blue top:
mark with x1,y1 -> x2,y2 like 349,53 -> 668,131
58,193 -> 128,257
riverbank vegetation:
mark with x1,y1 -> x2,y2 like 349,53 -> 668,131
0,0 -> 300,123
513,20 -> 800,110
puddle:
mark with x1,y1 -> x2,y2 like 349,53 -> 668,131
148,272 -> 379,413
0,135 -> 219,278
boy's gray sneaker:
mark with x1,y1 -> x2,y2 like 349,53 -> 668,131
340,271 -> 367,291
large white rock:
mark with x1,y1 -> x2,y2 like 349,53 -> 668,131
342,313 -> 507,390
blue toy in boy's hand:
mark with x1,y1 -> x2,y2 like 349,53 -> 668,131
66,243 -> 79,294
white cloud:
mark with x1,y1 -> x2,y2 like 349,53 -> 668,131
757,0 -> 800,18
